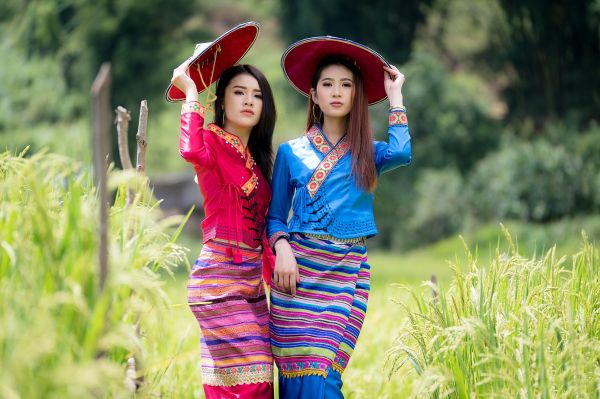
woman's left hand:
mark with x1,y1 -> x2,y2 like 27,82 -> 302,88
171,58 -> 199,102
383,65 -> 405,107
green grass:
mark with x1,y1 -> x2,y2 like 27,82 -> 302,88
143,249 -> 437,398
387,228 -> 600,398
3,150 -> 599,398
0,150 -> 188,398
157,221 -> 599,398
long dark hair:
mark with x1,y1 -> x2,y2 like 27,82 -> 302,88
306,56 -> 377,192
214,65 -> 276,183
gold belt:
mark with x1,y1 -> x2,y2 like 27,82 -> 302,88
303,232 -> 366,245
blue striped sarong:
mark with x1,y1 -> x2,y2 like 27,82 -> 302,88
270,233 -> 371,397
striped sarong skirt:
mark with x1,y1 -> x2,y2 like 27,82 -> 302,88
270,233 -> 370,379
187,239 -> 273,389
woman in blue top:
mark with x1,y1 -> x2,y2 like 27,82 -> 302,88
266,36 -> 412,398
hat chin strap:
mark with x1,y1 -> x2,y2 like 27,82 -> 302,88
196,44 -> 221,118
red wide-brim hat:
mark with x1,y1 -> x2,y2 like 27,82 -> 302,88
165,21 -> 260,102
281,36 -> 390,106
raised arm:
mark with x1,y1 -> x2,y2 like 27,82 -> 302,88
172,58 -> 215,167
376,65 -> 412,174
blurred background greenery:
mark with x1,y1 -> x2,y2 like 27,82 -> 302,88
2,1 -> 600,397
1,0 -> 599,248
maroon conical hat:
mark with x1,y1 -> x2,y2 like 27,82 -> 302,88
281,36 -> 390,106
165,21 -> 260,102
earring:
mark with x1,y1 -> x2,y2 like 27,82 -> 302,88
312,104 -> 321,124
222,110 -> 226,126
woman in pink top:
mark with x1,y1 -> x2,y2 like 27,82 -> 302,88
167,22 -> 276,399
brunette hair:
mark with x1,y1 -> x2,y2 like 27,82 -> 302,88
306,56 -> 377,192
214,65 -> 276,182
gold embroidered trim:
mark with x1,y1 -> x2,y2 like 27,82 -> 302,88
181,101 -> 206,116
241,174 -> 258,196
306,125 -> 350,198
306,125 -> 332,154
388,110 -> 408,126
202,365 -> 273,387
269,231 -> 289,250
278,368 -> 328,379
245,154 -> 255,169
331,362 -> 345,374
304,233 -> 365,245
207,123 -> 247,156
207,123 -> 258,196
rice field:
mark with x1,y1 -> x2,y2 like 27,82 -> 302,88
2,150 -> 599,398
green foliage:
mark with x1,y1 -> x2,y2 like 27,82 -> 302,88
388,229 -> 600,397
0,120 -> 91,164
0,36 -> 76,130
401,52 -> 500,172
415,0 -> 504,66
0,150 -> 188,397
83,0 -> 206,112
492,0 -> 600,125
2,0 -> 599,251
125,222 -> 600,398
374,52 -> 499,250
570,124 -> 600,212
0,0 -> 203,130
408,168 -> 466,245
467,138 -> 582,222
278,0 -> 432,63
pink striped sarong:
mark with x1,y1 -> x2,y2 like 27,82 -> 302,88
187,239 -> 273,398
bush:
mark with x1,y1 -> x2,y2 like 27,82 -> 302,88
571,124 -> 600,212
374,52 -> 500,250
467,139 -> 582,222
400,52 -> 500,173
408,168 -> 466,244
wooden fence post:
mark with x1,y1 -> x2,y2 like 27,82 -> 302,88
115,106 -> 133,170
430,274 -> 438,299
91,63 -> 112,291
115,105 -> 135,204
136,100 -> 148,174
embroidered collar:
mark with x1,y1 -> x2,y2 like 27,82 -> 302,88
307,125 -> 331,154
207,123 -> 258,195
305,124 -> 351,197
207,123 -> 246,153
306,124 -> 349,155
207,123 -> 255,169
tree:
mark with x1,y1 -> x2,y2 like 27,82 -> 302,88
493,0 -> 600,126
279,0 -> 433,64
1,0 -> 203,126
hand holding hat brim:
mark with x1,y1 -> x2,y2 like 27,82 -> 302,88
166,22 -> 260,102
281,36 -> 390,106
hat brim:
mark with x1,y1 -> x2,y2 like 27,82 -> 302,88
281,36 -> 390,106
166,22 -> 260,102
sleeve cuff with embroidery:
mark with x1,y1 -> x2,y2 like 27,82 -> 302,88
388,108 -> 408,126
269,231 -> 290,253
181,101 -> 205,116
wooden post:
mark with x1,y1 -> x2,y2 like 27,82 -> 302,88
129,100 -> 148,392
115,106 -> 133,170
430,274 -> 438,299
91,63 -> 112,291
136,100 -> 148,174
115,105 -> 135,205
